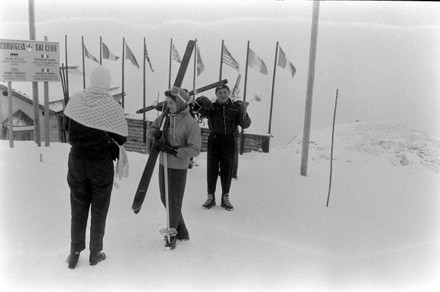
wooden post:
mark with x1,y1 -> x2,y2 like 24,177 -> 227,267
300,0 -> 320,176
44,36 -> 50,146
8,82 -> 13,148
327,89 -> 339,207
29,0 -> 41,146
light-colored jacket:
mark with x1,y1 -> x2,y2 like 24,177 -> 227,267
149,107 -> 201,169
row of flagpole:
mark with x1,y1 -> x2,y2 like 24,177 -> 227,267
63,36 -> 297,138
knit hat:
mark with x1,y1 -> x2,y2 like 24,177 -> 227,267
165,86 -> 190,111
215,83 -> 230,93
89,66 -> 111,91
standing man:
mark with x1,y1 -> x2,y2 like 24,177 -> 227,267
195,83 -> 251,211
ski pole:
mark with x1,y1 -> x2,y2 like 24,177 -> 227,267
163,151 -> 171,244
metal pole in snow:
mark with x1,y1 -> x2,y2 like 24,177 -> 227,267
327,89 -> 339,207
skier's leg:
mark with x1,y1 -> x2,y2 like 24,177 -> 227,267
219,136 -> 235,195
67,154 -> 90,253
89,158 -> 114,255
167,168 -> 187,233
207,133 -> 220,195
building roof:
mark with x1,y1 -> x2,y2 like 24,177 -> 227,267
0,83 -> 63,115
1,109 -> 34,128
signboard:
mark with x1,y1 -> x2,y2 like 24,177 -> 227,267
0,39 -> 60,82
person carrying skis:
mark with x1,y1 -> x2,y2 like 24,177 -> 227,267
64,66 -> 128,269
149,87 -> 201,250
195,83 -> 251,211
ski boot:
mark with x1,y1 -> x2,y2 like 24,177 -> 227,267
89,251 -> 106,266
221,194 -> 234,211
66,251 -> 80,269
202,193 -> 216,209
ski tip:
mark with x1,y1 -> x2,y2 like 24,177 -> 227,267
133,208 -> 140,214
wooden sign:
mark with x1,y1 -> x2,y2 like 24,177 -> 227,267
0,39 -> 60,82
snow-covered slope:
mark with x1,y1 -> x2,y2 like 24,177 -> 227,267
0,122 -> 439,292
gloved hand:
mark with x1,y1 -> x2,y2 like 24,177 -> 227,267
195,96 -> 213,110
235,100 -> 249,114
152,130 -> 162,139
161,144 -> 178,156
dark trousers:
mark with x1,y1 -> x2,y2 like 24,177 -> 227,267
67,153 -> 114,253
159,165 -> 188,234
207,133 -> 235,195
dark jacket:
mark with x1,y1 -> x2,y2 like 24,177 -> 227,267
204,99 -> 251,136
68,118 -> 127,161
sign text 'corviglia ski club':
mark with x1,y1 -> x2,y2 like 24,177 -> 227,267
0,39 -> 60,82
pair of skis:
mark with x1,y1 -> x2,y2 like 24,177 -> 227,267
132,40 -> 195,215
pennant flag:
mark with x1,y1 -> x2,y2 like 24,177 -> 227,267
125,43 -> 139,68
222,44 -> 239,71
248,48 -> 268,75
144,44 -> 154,72
102,42 -> 119,61
83,44 -> 99,63
172,44 -> 181,63
277,46 -> 296,78
196,44 -> 205,76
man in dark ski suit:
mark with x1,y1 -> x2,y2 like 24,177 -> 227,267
195,83 -> 251,210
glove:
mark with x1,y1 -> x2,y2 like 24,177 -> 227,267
161,144 -> 178,156
195,96 -> 213,110
235,100 -> 249,113
152,130 -> 162,139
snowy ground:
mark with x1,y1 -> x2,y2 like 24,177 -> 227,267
1,122 -> 439,292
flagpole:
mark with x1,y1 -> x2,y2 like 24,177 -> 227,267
193,39 -> 197,95
300,0 -> 320,176
168,38 -> 173,89
268,41 -> 279,135
143,37 -> 147,143
122,37 -> 125,108
65,35 -> 69,103
81,36 -> 86,89
99,36 -> 102,65
219,40 -> 224,81
243,40 -> 250,103
240,40 -> 251,155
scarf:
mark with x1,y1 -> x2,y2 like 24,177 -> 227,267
64,87 -> 128,137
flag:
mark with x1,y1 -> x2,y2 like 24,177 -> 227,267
125,43 -> 139,68
144,45 -> 154,72
102,42 -> 119,61
222,44 -> 239,71
277,46 -> 296,78
196,44 -> 205,76
172,44 -> 181,63
83,44 -> 99,63
248,48 -> 268,75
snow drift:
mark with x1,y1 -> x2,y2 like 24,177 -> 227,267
0,122 -> 439,292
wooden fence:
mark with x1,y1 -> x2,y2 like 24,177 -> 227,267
125,117 -> 271,154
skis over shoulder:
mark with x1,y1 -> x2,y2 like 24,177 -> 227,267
132,40 -> 195,214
